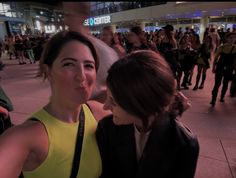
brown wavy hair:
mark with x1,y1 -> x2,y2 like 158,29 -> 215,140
106,50 -> 176,129
39,31 -> 99,80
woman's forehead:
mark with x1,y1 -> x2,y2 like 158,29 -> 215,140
56,41 -> 93,59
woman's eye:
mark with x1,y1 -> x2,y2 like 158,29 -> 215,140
63,62 -> 75,67
85,64 -> 95,69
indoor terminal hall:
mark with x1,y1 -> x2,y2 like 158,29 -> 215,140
0,2 -> 236,178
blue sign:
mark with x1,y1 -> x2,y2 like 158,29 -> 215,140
89,18 -> 94,26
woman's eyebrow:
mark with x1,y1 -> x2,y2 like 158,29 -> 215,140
60,58 -> 77,63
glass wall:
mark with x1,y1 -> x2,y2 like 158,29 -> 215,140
90,2 -> 167,16
0,2 -> 19,18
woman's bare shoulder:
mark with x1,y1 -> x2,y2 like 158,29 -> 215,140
0,120 -> 46,149
0,120 -> 48,176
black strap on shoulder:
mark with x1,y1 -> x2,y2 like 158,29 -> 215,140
70,107 -> 85,178
85,103 -> 92,113
29,117 -> 39,121
20,109 -> 85,178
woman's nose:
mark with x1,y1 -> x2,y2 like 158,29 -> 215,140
103,100 -> 112,111
76,67 -> 86,82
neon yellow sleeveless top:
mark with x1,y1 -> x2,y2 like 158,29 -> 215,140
23,104 -> 102,178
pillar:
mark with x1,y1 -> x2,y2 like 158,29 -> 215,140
140,22 -> 146,31
199,13 -> 209,43
111,24 -> 116,33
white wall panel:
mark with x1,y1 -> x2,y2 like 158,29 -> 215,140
109,2 -> 236,23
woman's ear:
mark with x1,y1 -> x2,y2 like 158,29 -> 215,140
43,64 -> 52,82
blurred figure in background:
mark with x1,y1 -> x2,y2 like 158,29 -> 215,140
7,35 -> 15,60
100,26 -> 126,58
14,34 -> 27,65
0,39 -> 5,70
159,24 -> 179,78
126,26 -> 157,53
193,35 -> 212,90
210,32 -> 236,107
126,26 -> 150,53
209,27 -> 221,61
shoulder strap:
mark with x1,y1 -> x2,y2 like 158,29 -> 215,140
85,103 -> 92,114
21,110 -> 85,178
29,118 -> 38,121
70,107 -> 85,178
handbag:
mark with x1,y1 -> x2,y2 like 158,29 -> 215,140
20,107 -> 85,178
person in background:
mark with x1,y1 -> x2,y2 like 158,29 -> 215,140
0,31 -> 110,178
7,35 -> 15,60
14,34 -> 27,65
100,26 -> 126,58
0,40 -> 5,70
209,27 -> 221,61
62,2 -> 119,103
159,24 -> 179,78
24,36 -> 35,64
177,33 -> 192,90
210,32 -> 236,107
230,70 -> 236,98
127,26 -> 157,53
96,50 -> 199,178
187,29 -> 201,86
193,35 -> 212,90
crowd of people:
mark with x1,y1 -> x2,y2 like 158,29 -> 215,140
0,33 -> 49,67
98,24 -> 236,105
0,2 -> 236,178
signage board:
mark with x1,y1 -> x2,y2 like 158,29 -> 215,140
84,15 -> 111,26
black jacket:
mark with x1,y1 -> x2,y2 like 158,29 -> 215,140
96,114 -> 199,178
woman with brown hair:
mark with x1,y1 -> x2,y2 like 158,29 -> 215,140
0,31 -> 110,178
96,50 -> 199,178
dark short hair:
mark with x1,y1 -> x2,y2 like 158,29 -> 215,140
224,32 -> 236,44
102,26 -> 113,33
130,26 -> 143,36
163,24 -> 174,31
107,50 -> 176,129
39,31 -> 99,79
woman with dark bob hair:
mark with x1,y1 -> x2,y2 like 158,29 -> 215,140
0,31 -> 110,178
96,50 -> 199,178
